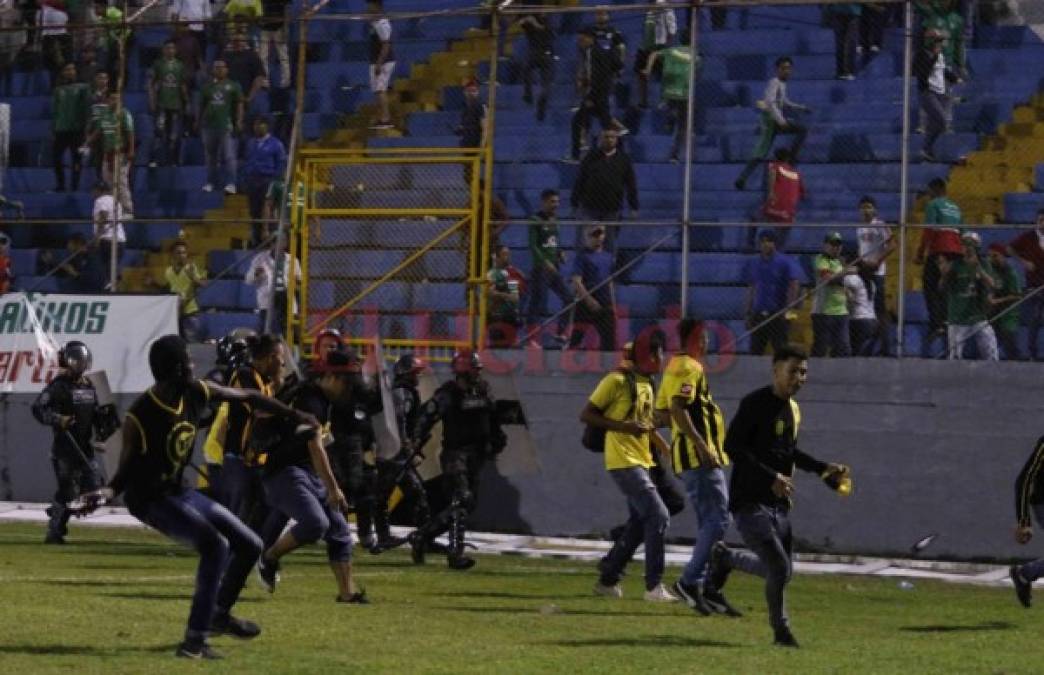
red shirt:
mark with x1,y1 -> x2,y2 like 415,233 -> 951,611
763,161 -> 803,223
0,255 -> 11,294
1010,230 -> 1044,288
920,228 -> 963,257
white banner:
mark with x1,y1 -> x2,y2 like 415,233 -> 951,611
0,293 -> 179,393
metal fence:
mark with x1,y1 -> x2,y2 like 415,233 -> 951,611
0,0 -> 1040,358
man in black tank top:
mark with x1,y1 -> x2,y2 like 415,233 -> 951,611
88,335 -> 317,660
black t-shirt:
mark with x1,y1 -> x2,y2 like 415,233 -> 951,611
523,15 -> 554,55
725,385 -> 827,513
264,381 -> 330,474
581,45 -> 618,97
260,0 -> 287,29
118,381 -> 212,505
224,49 -> 265,96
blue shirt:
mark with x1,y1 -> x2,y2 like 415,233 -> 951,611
571,247 -> 613,306
242,134 -> 287,179
742,253 -> 801,314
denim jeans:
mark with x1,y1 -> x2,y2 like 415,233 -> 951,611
679,467 -> 730,587
599,466 -> 670,591
811,314 -> 852,357
152,110 -> 183,166
263,465 -> 353,562
947,322 -> 999,360
201,127 -> 237,187
525,263 -> 572,332
127,488 -> 262,634
725,504 -> 793,632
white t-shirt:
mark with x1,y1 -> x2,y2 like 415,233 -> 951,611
928,53 -> 947,94
92,194 -> 127,243
245,250 -> 301,311
857,219 -> 891,276
37,6 -> 68,36
844,275 -> 876,320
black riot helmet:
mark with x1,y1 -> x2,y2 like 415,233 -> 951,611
58,341 -> 92,376
392,353 -> 427,386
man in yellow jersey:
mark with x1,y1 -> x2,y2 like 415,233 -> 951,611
581,338 -> 677,602
656,318 -> 731,616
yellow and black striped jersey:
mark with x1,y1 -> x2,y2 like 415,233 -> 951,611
655,354 -> 728,472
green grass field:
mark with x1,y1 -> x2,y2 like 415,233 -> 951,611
0,521 -> 1040,674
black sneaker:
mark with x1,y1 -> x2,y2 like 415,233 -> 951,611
409,532 -> 426,565
774,626 -> 800,648
1011,566 -> 1032,608
702,585 -> 743,617
447,554 -> 476,571
210,613 -> 261,639
370,535 -> 407,554
175,639 -> 222,660
672,580 -> 712,616
257,556 -> 280,594
336,590 -> 370,604
44,532 -> 65,545
707,542 -> 732,589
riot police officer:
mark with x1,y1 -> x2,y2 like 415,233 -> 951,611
408,348 -> 507,570
200,330 -> 257,498
382,353 -> 432,538
31,341 -> 119,543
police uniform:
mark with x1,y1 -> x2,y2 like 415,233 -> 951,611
385,378 -> 431,528
111,380 -> 262,639
412,376 -> 506,566
329,375 -> 385,547
32,373 -> 114,541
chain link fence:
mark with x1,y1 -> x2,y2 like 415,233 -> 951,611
0,0 -> 1041,359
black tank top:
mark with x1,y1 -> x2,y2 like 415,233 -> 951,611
122,380 -> 212,505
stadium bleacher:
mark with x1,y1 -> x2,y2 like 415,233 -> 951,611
0,0 -> 1041,351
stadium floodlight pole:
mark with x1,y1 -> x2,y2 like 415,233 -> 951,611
679,2 -> 699,319
896,0 -> 914,358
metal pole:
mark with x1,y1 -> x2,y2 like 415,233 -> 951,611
266,6 -> 312,336
896,0 -> 913,358
476,7 -> 500,348
108,0 -> 131,293
680,2 -> 699,319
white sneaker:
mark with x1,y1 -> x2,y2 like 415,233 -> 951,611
201,183 -> 214,192
593,582 -> 623,598
643,584 -> 679,603
224,184 -> 237,195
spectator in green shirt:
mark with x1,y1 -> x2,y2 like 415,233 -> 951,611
83,90 -> 135,216
160,240 -> 208,342
525,189 -> 572,348
644,41 -> 700,162
486,244 -> 525,348
52,61 -> 89,192
811,231 -> 853,357
938,231 -> 998,360
987,242 -> 1022,361
197,59 -> 244,195
917,0 -> 965,75
147,40 -> 189,168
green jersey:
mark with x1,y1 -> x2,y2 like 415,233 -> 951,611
924,196 -> 962,225
152,58 -> 187,111
528,214 -> 559,268
661,46 -> 696,102
53,82 -> 89,133
945,257 -> 992,325
989,263 -> 1021,332
201,79 -> 243,132
812,254 -> 848,316
486,265 -> 520,322
98,107 -> 134,153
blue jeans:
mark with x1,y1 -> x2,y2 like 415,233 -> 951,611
600,466 -> 670,590
679,467 -> 730,587
263,465 -> 353,562
725,504 -> 793,632
128,488 -> 262,635
201,127 -> 237,187
525,263 -> 572,332
811,314 -> 851,357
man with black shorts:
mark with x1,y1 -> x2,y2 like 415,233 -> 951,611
89,335 -> 316,659
705,345 -> 848,647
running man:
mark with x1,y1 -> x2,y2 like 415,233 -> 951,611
1010,436 -> 1044,608
705,345 -> 848,647
86,335 -> 318,659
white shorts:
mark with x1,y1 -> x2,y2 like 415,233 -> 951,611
370,61 -> 395,93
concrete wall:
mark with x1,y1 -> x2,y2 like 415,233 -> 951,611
3,346 -> 1041,561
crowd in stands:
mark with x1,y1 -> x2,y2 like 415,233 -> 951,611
0,0 -> 1039,361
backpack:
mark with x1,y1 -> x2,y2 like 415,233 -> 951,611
582,370 -> 640,453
